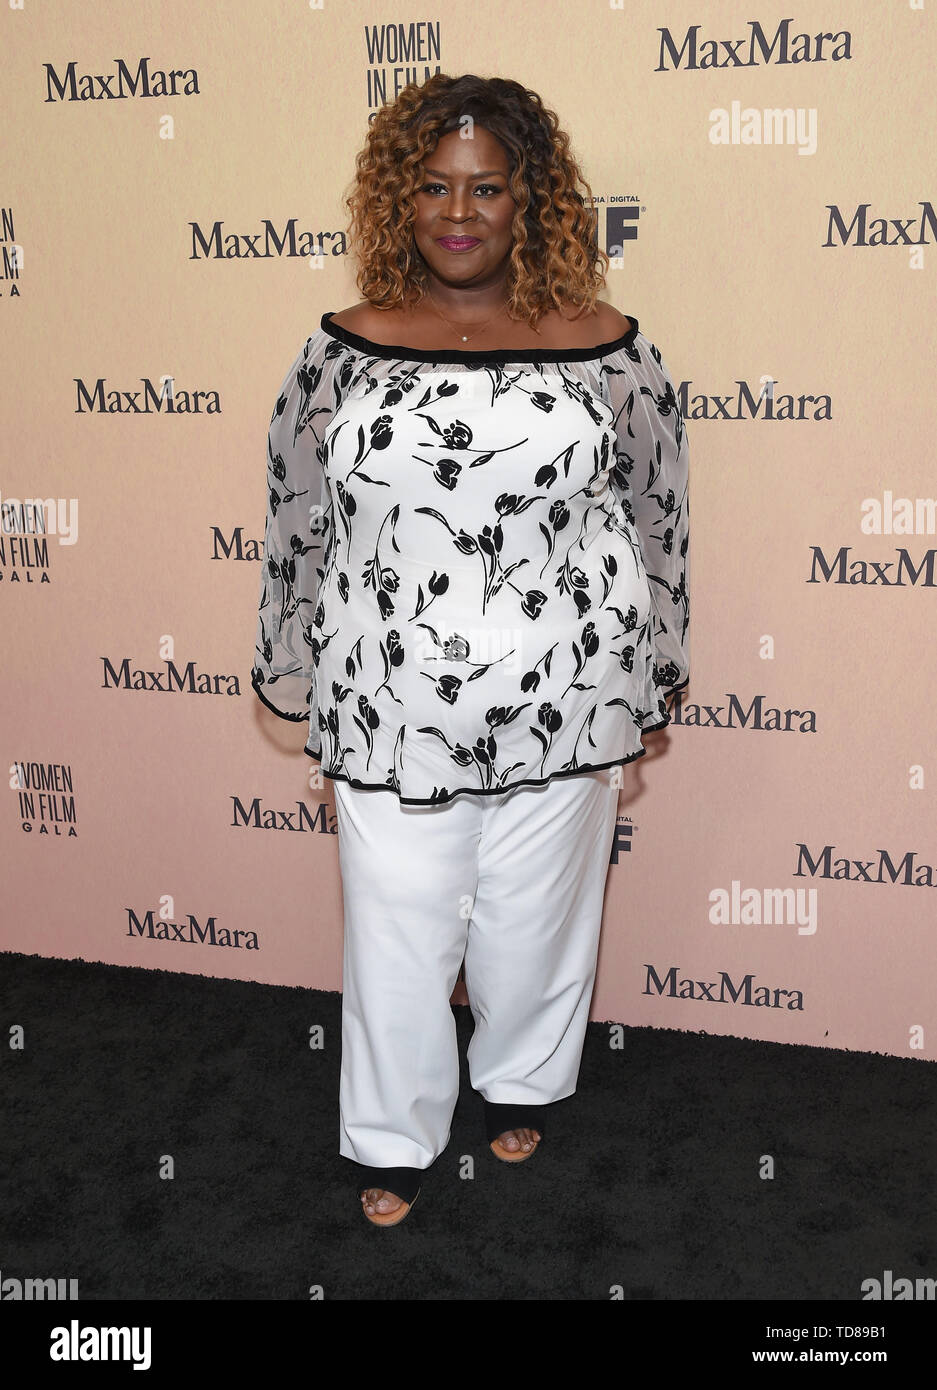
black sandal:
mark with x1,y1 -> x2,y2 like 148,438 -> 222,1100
354,1165 -> 423,1226
483,1100 -> 546,1164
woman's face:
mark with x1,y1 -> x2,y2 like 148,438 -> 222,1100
411,125 -> 517,293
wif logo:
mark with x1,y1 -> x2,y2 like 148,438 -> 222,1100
605,205 -> 641,256
586,199 -> 644,257
610,817 -> 634,863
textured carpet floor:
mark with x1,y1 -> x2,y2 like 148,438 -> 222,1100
1,951 -> 935,1301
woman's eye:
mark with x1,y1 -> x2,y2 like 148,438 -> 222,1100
420,183 -> 502,196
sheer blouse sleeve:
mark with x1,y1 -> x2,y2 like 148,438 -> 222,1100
250,330 -> 342,744
602,332 -> 690,699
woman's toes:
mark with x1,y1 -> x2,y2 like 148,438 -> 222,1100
361,1188 -> 403,1215
494,1126 -> 541,1152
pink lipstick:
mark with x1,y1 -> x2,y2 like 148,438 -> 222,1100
437,237 -> 481,252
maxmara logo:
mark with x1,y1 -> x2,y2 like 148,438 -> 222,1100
656,18 -> 852,71
188,219 -> 345,260
74,378 -> 220,414
807,547 -> 937,587
101,658 -> 240,697
127,910 -> 258,951
231,798 -> 336,833
678,379 -> 831,422
794,844 -> 937,888
669,692 -> 816,732
643,964 -> 804,1010
824,202 -> 937,248
44,57 -> 199,102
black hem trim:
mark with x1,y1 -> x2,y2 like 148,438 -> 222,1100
302,711 -> 678,806
251,678 -> 308,725
320,311 -> 640,365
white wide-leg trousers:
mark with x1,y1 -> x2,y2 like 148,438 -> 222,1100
333,768 -> 621,1170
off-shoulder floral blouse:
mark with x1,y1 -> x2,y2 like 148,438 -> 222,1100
251,312 -> 689,806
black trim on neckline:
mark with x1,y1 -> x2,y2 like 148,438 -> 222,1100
319,311 -> 640,364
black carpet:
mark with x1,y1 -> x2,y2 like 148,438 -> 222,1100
2,950 -> 935,1304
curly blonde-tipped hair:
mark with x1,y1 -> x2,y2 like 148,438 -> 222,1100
343,73 -> 610,328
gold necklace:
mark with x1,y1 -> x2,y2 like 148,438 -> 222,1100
426,288 -> 510,344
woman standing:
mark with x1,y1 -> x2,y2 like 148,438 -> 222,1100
252,74 -> 690,1226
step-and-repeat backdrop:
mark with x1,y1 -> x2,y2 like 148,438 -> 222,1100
3,2 -> 934,1063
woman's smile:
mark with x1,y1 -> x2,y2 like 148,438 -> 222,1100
436,236 -> 482,252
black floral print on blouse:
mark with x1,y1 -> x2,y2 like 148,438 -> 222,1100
251,313 -> 689,806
